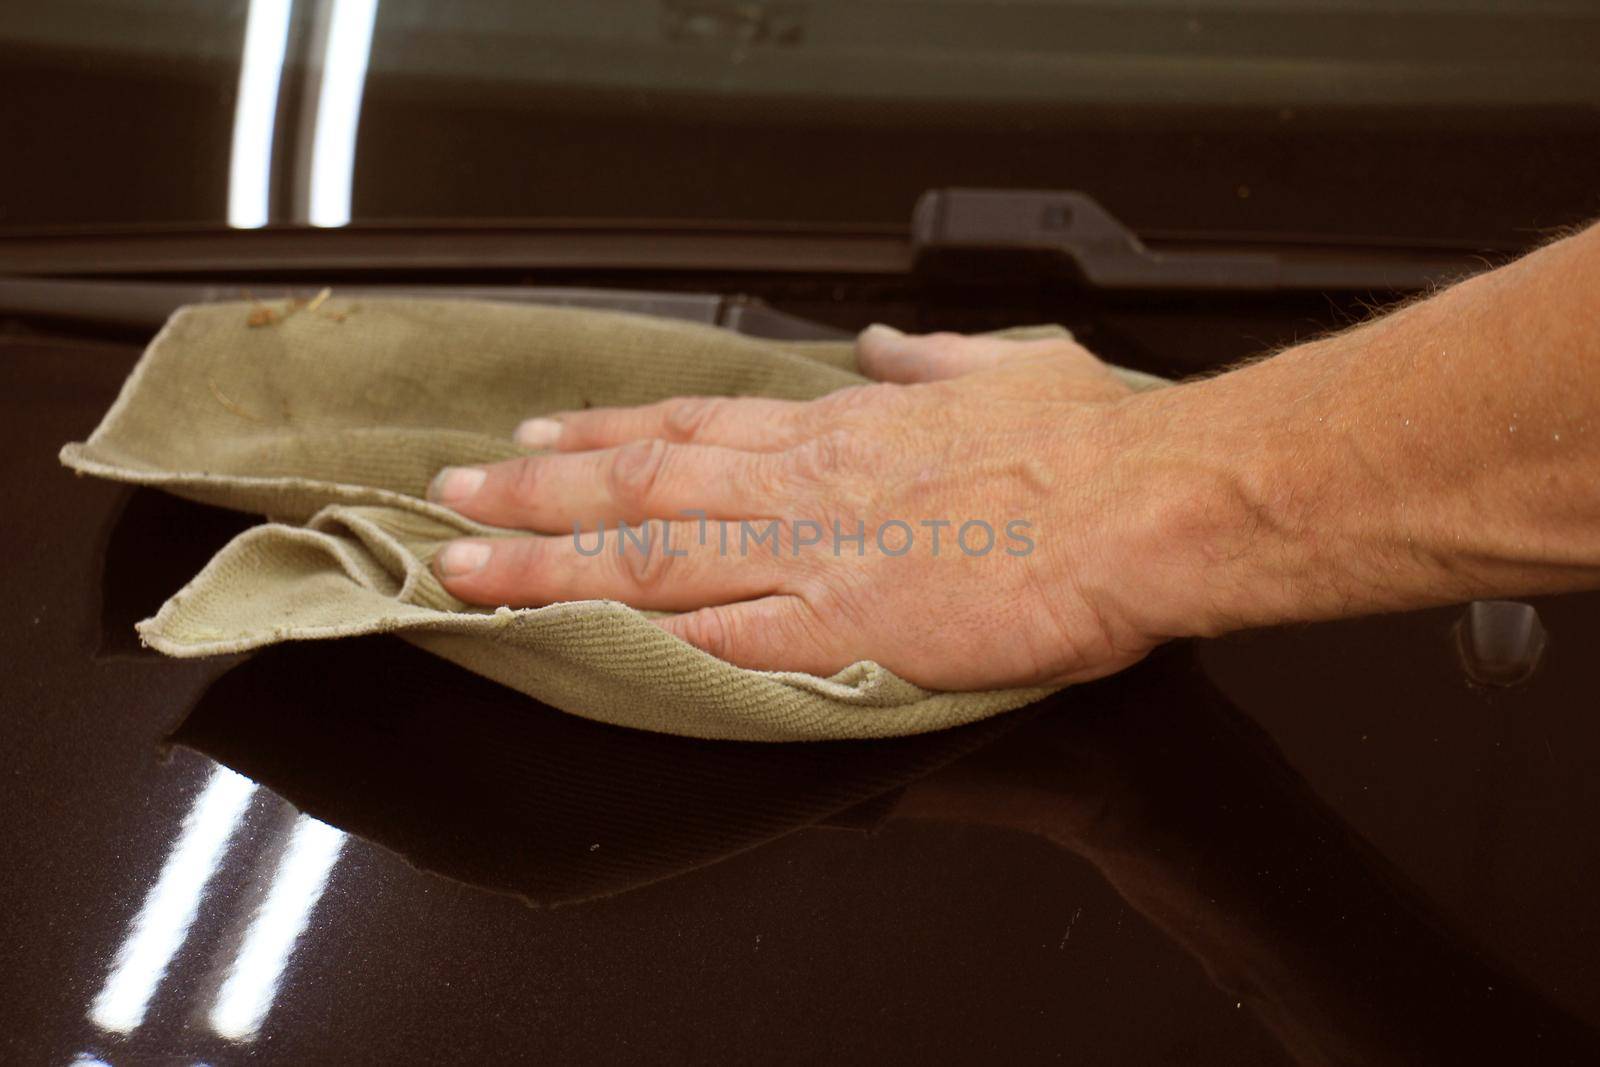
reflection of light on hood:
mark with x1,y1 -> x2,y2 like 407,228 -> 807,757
209,815 -> 347,1041
308,0 -> 380,228
227,0 -> 295,228
89,766 -> 258,1034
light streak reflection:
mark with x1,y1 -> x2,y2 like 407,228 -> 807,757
226,0 -> 295,228
88,766 -> 258,1034
308,0 -> 379,227
208,815 -> 347,1041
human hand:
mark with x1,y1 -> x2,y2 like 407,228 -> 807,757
426,326 -> 1231,690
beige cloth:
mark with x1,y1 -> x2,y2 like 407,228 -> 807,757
61,298 -> 1162,742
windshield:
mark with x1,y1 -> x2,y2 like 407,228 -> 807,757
2,0 -> 1597,244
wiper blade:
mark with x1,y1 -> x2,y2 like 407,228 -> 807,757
0,221 -> 910,280
0,276 -> 846,339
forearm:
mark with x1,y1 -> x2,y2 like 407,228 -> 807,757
1122,222 -> 1600,637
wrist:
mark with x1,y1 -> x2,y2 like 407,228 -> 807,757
1091,223 -> 1600,646
1100,347 -> 1371,641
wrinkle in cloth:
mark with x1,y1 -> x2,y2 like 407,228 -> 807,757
60,298 -> 1162,741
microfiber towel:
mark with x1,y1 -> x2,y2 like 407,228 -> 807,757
60,297 -> 1164,742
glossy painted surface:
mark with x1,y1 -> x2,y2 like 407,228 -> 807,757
4,306 -> 1600,1064
4,6 -> 1600,1060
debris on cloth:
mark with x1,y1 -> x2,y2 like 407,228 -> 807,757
245,287 -> 346,328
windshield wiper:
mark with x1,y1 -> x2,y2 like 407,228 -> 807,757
0,276 -> 848,339
0,191 -> 1511,293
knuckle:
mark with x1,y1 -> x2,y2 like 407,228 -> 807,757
507,457 -> 543,507
802,560 -> 859,611
681,606 -> 734,660
786,430 -> 851,485
776,597 -> 834,664
662,396 -> 723,442
607,438 -> 670,514
784,564 -> 837,609
615,522 -> 677,591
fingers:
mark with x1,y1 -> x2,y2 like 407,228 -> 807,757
516,395 -> 813,453
653,596 -> 848,675
433,522 -> 787,611
428,439 -> 783,532
434,532 -> 850,674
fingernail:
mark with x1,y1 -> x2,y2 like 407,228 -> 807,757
860,323 -> 906,347
437,540 -> 492,577
515,417 -> 563,449
428,466 -> 485,504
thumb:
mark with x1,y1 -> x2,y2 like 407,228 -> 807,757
855,324 -> 1011,383
857,324 -> 1132,402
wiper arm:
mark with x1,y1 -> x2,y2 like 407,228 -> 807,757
913,188 -> 1499,291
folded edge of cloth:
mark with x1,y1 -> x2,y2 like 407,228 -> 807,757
60,298 -> 1159,741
